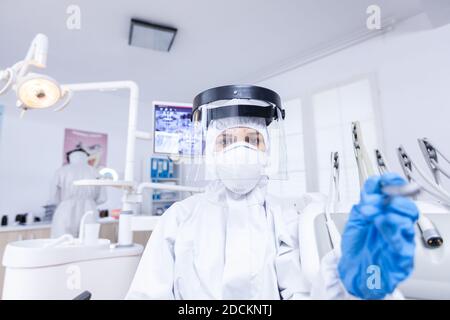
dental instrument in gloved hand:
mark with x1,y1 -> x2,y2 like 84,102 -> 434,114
338,173 -> 419,300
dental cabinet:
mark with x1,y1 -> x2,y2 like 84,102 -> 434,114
143,157 -> 186,216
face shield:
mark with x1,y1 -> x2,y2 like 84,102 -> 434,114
184,85 -> 287,187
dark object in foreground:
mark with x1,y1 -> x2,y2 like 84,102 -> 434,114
73,291 -> 92,300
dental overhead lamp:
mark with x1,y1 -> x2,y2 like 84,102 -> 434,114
0,34 -> 71,115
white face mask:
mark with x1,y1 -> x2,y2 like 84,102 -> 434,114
214,142 -> 267,195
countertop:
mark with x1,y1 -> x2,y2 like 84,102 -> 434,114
0,217 -> 119,233
0,223 -> 52,233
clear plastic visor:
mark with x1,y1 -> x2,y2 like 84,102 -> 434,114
182,99 -> 288,183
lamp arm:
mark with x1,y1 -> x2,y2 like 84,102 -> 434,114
53,89 -> 73,112
0,68 -> 14,95
0,33 -> 49,98
19,34 -> 48,77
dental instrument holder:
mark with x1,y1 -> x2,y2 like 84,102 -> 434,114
352,122 -> 443,248
375,149 -> 422,199
418,138 -> 450,185
325,152 -> 342,256
375,149 -> 389,175
397,146 -> 450,205
397,146 -> 445,248
352,122 -> 375,187
326,125 -> 415,255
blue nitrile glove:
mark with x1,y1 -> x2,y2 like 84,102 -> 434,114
338,173 -> 419,300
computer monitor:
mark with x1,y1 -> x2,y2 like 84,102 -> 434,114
153,101 -> 195,155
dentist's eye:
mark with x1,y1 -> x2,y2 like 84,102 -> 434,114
216,133 -> 234,151
246,132 -> 265,151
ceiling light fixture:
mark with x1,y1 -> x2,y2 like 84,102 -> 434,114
128,18 -> 177,52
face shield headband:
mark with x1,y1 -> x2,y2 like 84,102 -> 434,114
192,85 -> 286,127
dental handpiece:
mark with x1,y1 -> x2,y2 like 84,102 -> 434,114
382,183 -> 443,248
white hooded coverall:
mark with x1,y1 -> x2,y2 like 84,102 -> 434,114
50,151 -> 106,238
126,179 -> 349,300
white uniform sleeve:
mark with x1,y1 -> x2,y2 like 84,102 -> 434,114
274,207 -> 311,300
310,250 -> 355,300
276,242 -> 311,300
125,204 -> 180,300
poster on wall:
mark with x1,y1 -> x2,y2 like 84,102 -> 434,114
63,128 -> 108,167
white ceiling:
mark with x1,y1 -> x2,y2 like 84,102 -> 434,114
0,0 -> 424,103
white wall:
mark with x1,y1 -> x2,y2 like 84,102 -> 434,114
0,90 -> 154,218
258,13 -> 450,186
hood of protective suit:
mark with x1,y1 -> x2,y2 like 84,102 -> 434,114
68,151 -> 89,165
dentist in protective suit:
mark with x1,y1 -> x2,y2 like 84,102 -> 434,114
127,85 -> 417,300
50,148 -> 106,238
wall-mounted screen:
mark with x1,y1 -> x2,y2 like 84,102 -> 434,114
153,101 -> 194,155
